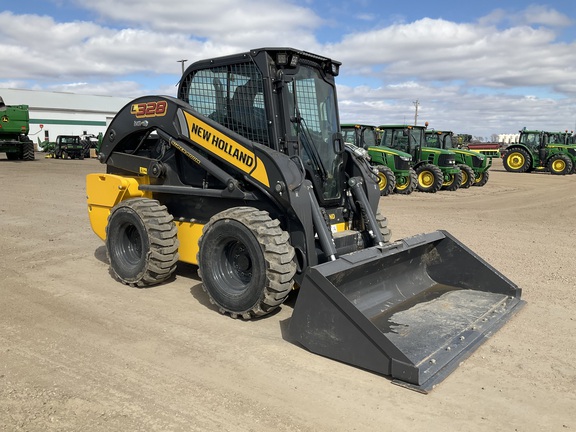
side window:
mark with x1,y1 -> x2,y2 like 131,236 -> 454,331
181,63 -> 270,146
382,130 -> 393,147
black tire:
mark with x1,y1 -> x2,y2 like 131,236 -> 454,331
503,148 -> 531,173
441,168 -> 462,191
374,165 -> 396,196
547,154 -> 573,175
106,198 -> 179,287
458,164 -> 475,188
375,208 -> 391,243
197,207 -> 296,319
22,141 -> 35,161
415,163 -> 443,193
473,169 -> 490,186
394,169 -> 417,195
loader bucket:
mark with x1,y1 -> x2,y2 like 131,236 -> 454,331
288,230 -> 524,393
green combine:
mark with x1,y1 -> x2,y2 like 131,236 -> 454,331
0,97 -> 34,161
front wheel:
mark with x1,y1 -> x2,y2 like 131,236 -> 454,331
106,198 -> 179,287
197,207 -> 296,319
441,169 -> 462,191
458,164 -> 475,188
473,169 -> 490,186
415,164 -> 443,193
547,154 -> 573,175
394,169 -> 417,195
503,148 -> 531,173
374,165 -> 396,196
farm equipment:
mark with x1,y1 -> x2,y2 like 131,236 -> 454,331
54,135 -> 85,159
503,129 -> 576,174
426,130 -> 491,187
456,134 -> 502,158
0,96 -> 35,161
379,124 -> 462,192
86,48 -> 524,392
80,133 -> 101,158
341,124 -> 417,195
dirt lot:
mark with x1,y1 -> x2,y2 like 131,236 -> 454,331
1,155 -> 574,432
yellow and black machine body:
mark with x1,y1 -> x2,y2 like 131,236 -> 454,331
86,48 -> 524,392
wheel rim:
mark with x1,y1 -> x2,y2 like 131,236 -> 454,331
214,238 -> 253,291
115,222 -> 144,268
443,175 -> 455,186
377,172 -> 388,191
461,170 -> 469,186
508,152 -> 525,169
395,176 -> 409,190
474,172 -> 484,184
418,171 -> 435,188
552,159 -> 566,172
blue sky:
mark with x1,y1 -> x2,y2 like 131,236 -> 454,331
1,0 -> 575,138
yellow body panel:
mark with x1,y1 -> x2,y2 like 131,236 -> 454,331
86,173 -> 205,264
175,221 -> 204,265
86,173 -> 151,240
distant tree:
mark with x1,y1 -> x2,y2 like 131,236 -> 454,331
490,134 -> 499,142
473,136 -> 484,142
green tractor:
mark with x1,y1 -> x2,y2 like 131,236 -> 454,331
425,129 -> 491,187
341,124 -> 416,195
0,96 -> 35,161
378,124 -> 462,193
503,129 -> 576,175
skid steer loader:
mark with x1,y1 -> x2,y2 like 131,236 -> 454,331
86,48 -> 524,392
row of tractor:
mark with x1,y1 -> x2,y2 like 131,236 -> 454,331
341,124 -> 492,195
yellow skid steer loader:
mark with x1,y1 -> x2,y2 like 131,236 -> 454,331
86,48 -> 524,392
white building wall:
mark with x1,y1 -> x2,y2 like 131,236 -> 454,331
0,88 -> 131,148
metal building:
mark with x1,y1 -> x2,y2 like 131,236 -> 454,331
0,88 -> 131,149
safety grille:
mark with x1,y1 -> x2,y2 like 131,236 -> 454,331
394,155 -> 411,171
437,153 -> 455,166
181,62 -> 270,146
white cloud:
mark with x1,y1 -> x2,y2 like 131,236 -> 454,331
0,2 -> 574,137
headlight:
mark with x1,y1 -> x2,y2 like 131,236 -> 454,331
400,156 -> 411,162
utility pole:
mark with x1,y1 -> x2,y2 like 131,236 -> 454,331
413,100 -> 420,126
177,59 -> 188,75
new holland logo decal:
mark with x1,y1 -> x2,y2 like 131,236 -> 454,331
182,111 -> 269,187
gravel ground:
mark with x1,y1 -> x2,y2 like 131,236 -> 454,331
0,155 -> 574,432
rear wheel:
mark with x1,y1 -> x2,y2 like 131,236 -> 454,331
22,141 -> 35,161
197,207 -> 296,319
374,165 -> 395,196
415,164 -> 443,193
106,198 -> 179,287
547,154 -> 573,175
473,169 -> 490,186
394,169 -> 417,195
441,169 -> 462,191
458,164 -> 475,188
503,148 -> 531,173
